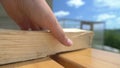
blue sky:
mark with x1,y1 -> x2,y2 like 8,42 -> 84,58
53,0 -> 120,29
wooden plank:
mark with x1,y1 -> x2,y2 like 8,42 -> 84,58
75,48 -> 120,65
52,48 -> 120,68
0,57 -> 64,68
0,29 -> 93,65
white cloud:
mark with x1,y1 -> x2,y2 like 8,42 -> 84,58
67,0 -> 85,8
94,0 -> 120,9
116,17 -> 120,24
105,17 -> 120,29
97,13 -> 116,21
114,17 -> 120,25
54,10 -> 70,18
96,13 -> 120,29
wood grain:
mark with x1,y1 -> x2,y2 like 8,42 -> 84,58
52,48 -> 120,68
0,57 -> 64,68
0,29 -> 93,65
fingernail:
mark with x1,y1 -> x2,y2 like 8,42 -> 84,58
66,39 -> 73,46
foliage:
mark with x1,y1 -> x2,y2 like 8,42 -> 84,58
104,30 -> 120,50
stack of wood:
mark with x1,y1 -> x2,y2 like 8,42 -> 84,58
0,29 -> 93,65
0,29 -> 120,68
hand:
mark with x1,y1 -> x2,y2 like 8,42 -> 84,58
0,0 -> 73,46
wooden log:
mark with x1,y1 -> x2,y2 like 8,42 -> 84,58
0,57 -> 64,68
0,29 -> 93,65
52,48 -> 120,68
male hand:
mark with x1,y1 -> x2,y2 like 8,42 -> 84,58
0,0 -> 73,46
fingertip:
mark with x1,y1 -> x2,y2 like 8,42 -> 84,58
64,38 -> 73,47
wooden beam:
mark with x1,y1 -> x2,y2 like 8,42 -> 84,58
0,29 -> 93,65
52,48 -> 120,68
0,57 -> 64,68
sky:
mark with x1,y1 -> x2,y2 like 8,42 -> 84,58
53,0 -> 120,29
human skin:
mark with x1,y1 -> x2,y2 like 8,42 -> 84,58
0,0 -> 73,46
